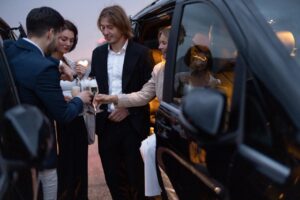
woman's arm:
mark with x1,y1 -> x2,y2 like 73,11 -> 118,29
95,75 -> 156,107
117,75 -> 156,107
95,62 -> 164,107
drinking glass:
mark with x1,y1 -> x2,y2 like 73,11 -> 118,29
71,85 -> 80,97
89,78 -> 102,114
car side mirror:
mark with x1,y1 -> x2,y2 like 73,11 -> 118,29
1,105 -> 53,166
179,88 -> 226,139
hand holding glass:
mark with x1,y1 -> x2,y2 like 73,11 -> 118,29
89,79 -> 102,114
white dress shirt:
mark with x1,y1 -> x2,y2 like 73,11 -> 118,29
107,40 -> 128,110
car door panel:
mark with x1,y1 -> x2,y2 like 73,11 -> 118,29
238,145 -> 290,184
131,0 -> 300,199
229,146 -> 291,200
156,102 -> 226,199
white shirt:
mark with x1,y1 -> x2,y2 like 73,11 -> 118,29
107,40 -> 128,110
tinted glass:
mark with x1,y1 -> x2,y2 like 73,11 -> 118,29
173,3 -> 237,111
253,0 -> 300,65
244,72 -> 297,164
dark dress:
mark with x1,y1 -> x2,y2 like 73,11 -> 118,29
57,116 -> 88,200
56,59 -> 89,200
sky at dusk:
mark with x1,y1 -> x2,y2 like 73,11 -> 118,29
0,0 -> 154,61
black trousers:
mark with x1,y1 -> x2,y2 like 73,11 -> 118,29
57,116 -> 88,200
98,118 -> 145,200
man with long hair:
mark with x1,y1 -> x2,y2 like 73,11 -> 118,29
90,5 -> 153,200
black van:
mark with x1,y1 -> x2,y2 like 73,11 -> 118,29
131,0 -> 300,199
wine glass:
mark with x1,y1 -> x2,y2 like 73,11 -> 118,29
89,78 -> 102,114
71,86 -> 80,97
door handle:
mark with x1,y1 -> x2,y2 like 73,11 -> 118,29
157,120 -> 172,131
156,120 -> 172,138
239,145 -> 290,184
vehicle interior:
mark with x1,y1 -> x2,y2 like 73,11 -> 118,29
131,1 -> 300,199
132,3 -> 238,133
132,6 -> 238,198
0,17 -> 26,41
132,1 -> 300,135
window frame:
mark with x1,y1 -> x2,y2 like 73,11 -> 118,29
162,0 -> 245,104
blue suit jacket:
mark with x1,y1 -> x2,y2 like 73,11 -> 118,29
4,38 -> 83,168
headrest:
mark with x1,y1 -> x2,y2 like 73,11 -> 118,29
276,31 -> 296,56
192,33 -> 210,47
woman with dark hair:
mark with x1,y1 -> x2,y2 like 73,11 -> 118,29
184,45 -> 215,86
175,44 -> 220,95
52,19 -> 89,200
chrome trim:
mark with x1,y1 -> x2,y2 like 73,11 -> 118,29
157,147 -> 224,197
239,145 -> 291,184
159,166 -> 179,200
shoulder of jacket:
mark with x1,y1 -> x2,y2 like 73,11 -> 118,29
153,62 -> 164,73
131,40 -> 148,50
128,41 -> 149,55
3,39 -> 15,48
93,43 -> 108,53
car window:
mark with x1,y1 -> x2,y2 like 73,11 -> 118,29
173,3 -> 237,111
244,71 -> 298,165
252,0 -> 300,65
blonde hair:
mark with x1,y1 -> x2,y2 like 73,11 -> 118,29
158,26 -> 171,39
158,25 -> 186,45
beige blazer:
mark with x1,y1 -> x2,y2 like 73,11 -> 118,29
117,61 -> 165,107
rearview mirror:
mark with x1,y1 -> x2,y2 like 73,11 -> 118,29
179,88 -> 226,138
1,104 -> 53,166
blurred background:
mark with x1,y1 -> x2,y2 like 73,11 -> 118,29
0,0 -> 153,61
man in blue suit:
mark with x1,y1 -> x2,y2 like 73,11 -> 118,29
4,7 -> 91,199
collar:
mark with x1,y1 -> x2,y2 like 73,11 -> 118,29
108,39 -> 128,54
23,38 -> 45,57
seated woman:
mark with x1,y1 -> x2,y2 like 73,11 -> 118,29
174,44 -> 221,96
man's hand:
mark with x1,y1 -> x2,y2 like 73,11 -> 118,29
108,108 -> 129,122
77,91 -> 92,104
64,96 -> 72,102
75,63 -> 88,79
59,62 -> 75,81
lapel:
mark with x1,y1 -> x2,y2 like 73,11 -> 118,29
122,40 -> 138,91
98,45 -> 109,94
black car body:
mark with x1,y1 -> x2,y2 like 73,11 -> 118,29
131,0 -> 300,199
